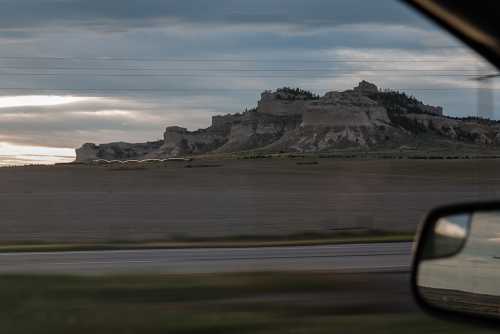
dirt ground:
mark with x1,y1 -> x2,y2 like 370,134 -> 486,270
0,158 -> 499,243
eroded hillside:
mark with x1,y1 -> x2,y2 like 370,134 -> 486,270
75,81 -> 500,161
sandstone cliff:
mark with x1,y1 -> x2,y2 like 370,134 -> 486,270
75,81 -> 500,162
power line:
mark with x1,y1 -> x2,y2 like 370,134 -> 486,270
0,55 -> 484,64
0,72 -> 490,78
0,66 -> 488,72
0,87 -> 488,93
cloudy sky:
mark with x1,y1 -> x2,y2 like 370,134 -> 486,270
0,0 -> 497,165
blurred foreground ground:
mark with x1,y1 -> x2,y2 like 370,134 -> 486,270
1,271 -> 494,334
2,158 -> 498,332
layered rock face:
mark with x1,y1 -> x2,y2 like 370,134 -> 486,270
75,81 -> 500,161
161,126 -> 226,157
75,140 -> 163,162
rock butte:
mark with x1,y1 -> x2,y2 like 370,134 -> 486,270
75,81 -> 500,162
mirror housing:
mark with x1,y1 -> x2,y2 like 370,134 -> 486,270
412,202 -> 500,326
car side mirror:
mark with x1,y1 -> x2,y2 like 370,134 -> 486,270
412,202 -> 500,325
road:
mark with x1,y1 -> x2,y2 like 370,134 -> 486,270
0,242 -> 413,274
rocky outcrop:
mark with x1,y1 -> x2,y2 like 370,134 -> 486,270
75,81 -> 500,161
401,113 -> 499,144
353,80 -> 379,94
303,90 -> 390,127
214,111 -> 301,153
161,126 -> 226,157
75,141 -> 163,162
257,88 -> 316,116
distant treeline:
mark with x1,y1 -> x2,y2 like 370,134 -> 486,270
275,87 -> 320,100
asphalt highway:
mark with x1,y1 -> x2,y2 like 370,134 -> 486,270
0,242 -> 413,274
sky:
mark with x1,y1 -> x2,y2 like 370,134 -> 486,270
0,0 -> 497,165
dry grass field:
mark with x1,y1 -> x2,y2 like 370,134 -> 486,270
0,158 -> 499,243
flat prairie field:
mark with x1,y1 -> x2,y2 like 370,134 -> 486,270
0,158 -> 499,243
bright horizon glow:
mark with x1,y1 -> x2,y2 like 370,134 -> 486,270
0,95 -> 97,109
0,142 -> 75,166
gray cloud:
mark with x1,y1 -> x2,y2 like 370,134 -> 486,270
0,0 -> 492,154
0,94 -> 242,147
0,0 -> 426,32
